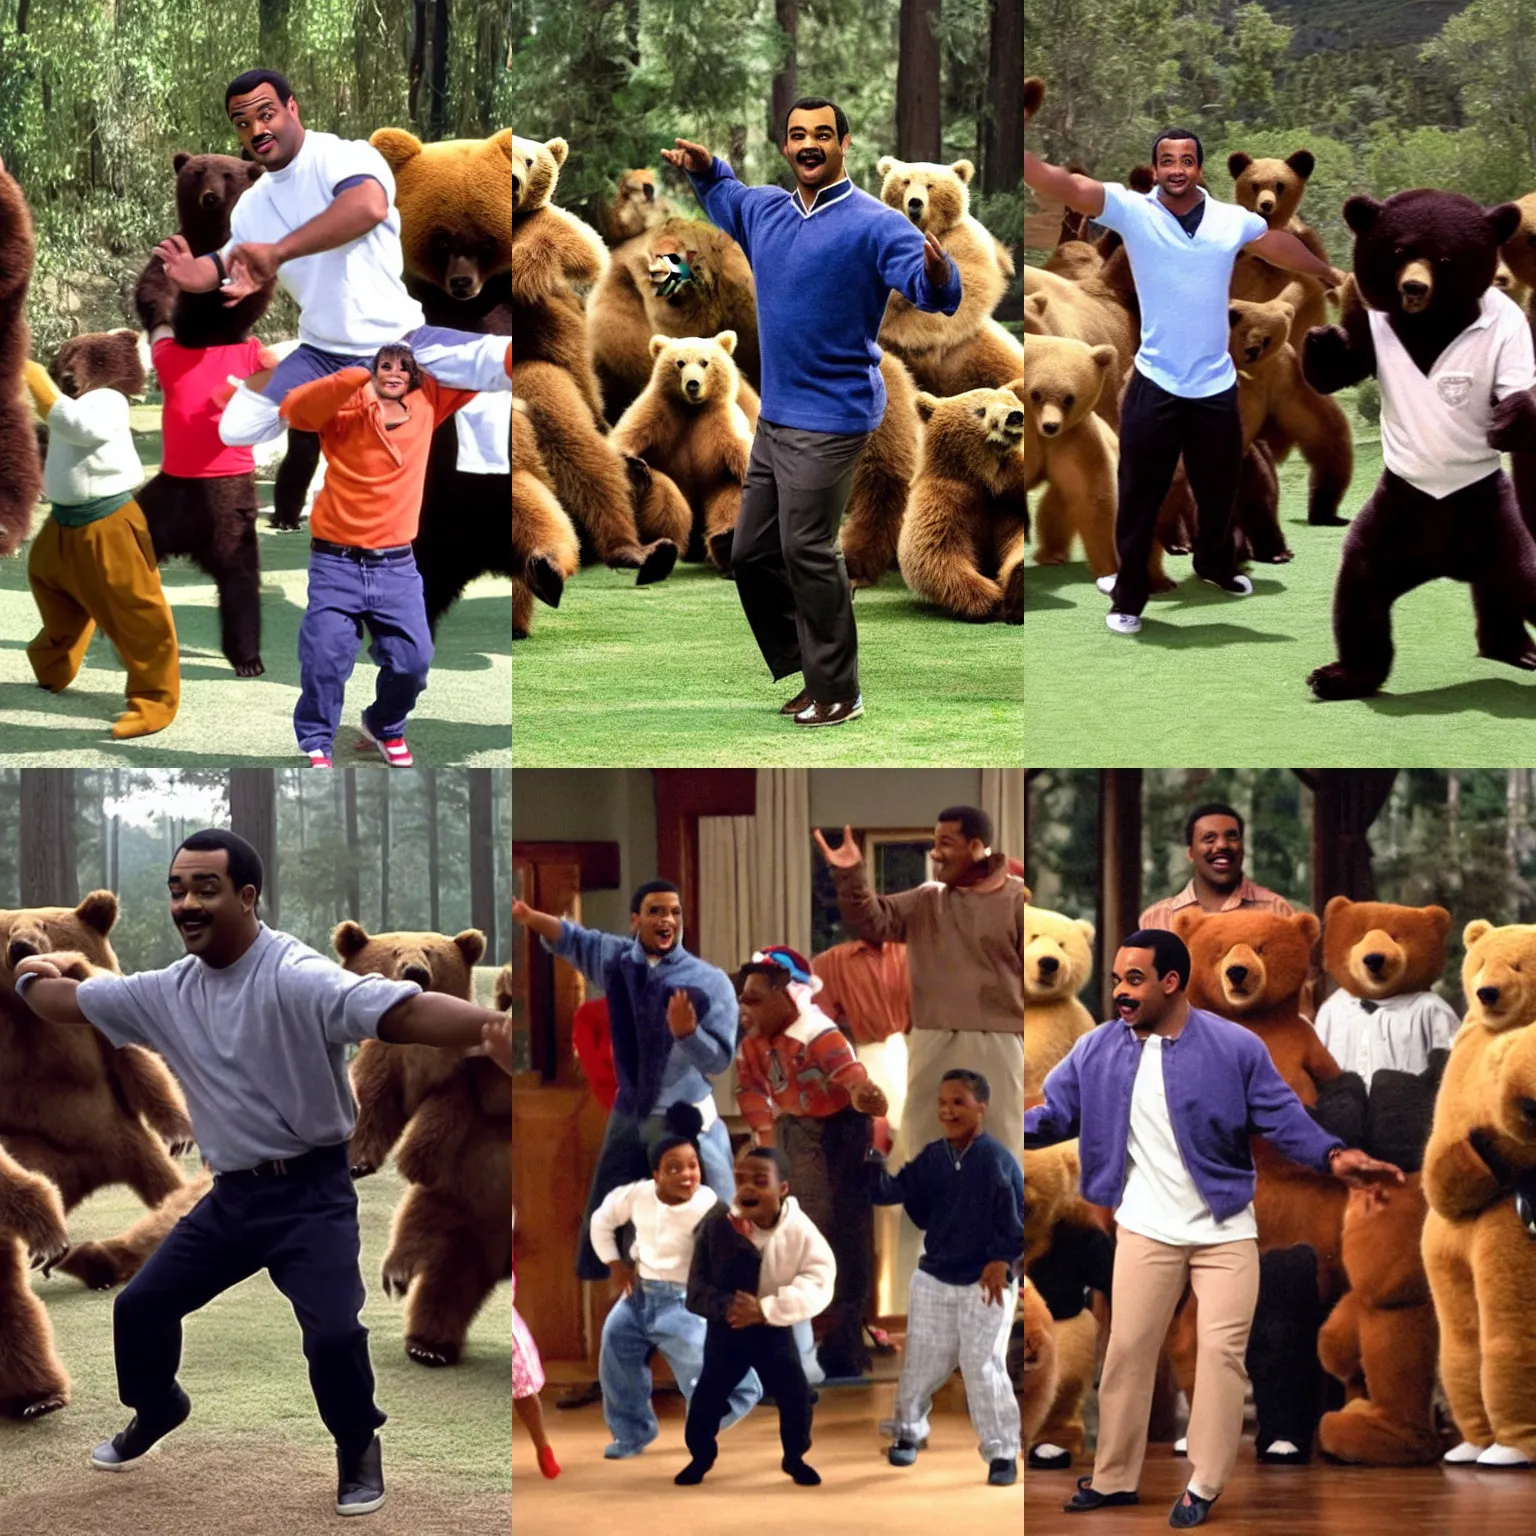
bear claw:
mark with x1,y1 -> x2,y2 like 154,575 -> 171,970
20,1395 -> 67,1421
635,540 -> 678,586
1477,645 -> 1536,672
526,555 -> 565,609
1308,664 -> 1382,700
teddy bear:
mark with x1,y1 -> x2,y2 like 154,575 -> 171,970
511,396 -> 580,639
0,1142 -> 70,1419
895,384 -> 1026,624
1302,190 -> 1536,699
337,922 -> 511,1366
1420,919 -> 1536,1467
1023,903 -> 1096,1101
0,159 -> 45,555
611,331 -> 755,573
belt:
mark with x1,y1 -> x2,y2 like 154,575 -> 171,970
216,1143 -> 348,1186
310,538 -> 413,561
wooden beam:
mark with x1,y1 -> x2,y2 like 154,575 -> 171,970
511,840 -> 621,893
1098,769 -> 1143,1019
653,770 -> 757,944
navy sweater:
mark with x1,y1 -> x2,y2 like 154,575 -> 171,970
686,157 -> 963,433
869,1131 -> 1024,1286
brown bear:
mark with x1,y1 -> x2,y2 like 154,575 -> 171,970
1022,267 -> 1137,429
1020,1275 -> 1060,1446
0,1143 -> 70,1419
837,354 -> 921,589
611,331 -> 754,573
337,922 -> 511,1366
1227,150 -> 1334,353
602,168 -> 677,247
896,385 -> 1026,623
1023,903 -> 1096,1101
1496,191 -> 1536,538
511,397 -> 580,639
0,158 -> 44,556
45,1172 -> 211,1292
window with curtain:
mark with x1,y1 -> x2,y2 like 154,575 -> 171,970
809,827 -> 933,953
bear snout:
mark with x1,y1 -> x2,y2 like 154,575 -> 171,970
6,938 -> 41,969
643,183 -> 655,202
1518,1096 -> 1536,1131
1225,964 -> 1248,987
906,198 -> 925,222
1039,419 -> 1061,436
685,378 -> 701,399
401,963 -> 433,988
1036,954 -> 1059,976
1363,952 -> 1386,974
1478,984 -> 1501,1006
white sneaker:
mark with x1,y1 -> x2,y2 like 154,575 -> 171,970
1095,574 -> 1117,596
1106,612 -> 1141,635
1202,573 -> 1254,595
1476,1443 -> 1532,1467
1443,1441 -> 1483,1464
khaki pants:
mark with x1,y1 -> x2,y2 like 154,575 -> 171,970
1092,1230 -> 1259,1501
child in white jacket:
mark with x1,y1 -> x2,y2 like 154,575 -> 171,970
590,1103 -> 763,1457
676,1144 -> 835,1487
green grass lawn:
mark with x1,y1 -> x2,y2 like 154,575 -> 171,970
0,1157 -> 510,1536
511,562 -> 1023,766
1023,400 -> 1536,766
0,406 -> 510,766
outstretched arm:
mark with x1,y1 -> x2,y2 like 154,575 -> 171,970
1244,227 -> 1346,288
280,368 -> 371,432
377,991 -> 508,1051
12,962 -> 92,1026
1025,152 -> 1106,217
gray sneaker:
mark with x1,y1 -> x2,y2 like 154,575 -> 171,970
1095,574 -> 1118,597
336,1435 -> 385,1516
1106,612 -> 1142,635
90,1385 -> 191,1471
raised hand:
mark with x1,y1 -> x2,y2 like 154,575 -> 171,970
667,989 -> 698,1039
849,1081 -> 888,1117
660,138 -> 711,174
921,229 -> 952,288
219,257 -> 263,307
154,234 -> 202,289
811,825 -> 863,869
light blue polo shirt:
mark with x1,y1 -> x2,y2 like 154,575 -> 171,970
1095,183 -> 1269,398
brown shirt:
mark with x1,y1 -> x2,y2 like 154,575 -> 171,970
1139,876 -> 1297,934
829,855 -> 1025,1034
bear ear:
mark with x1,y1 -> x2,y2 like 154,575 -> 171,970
1228,306 -> 1241,328
914,392 -> 938,423
1026,291 -> 1048,317
1275,300 -> 1295,325
950,160 -> 975,185
1004,376 -> 1026,404
1089,344 -> 1115,372
649,334 -> 668,358
1285,149 -> 1315,181
1323,894 -> 1352,927
1488,202 -> 1523,247
333,920 -> 371,959
1463,918 -> 1494,949
370,127 -> 423,172
1292,911 -> 1321,947
489,129 -> 513,164
172,151 -> 191,174
1172,907 -> 1203,941
1343,195 -> 1381,236
244,162 -> 263,183
454,929 -> 487,968
1227,151 -> 1252,178
1425,905 -> 1452,939
76,890 -> 118,936
1075,918 -> 1096,945
877,156 -> 896,177
545,137 -> 570,169
715,329 -> 737,354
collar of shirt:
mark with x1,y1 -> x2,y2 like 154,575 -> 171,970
791,177 -> 853,216
1168,875 -> 1266,914
1340,989 -> 1429,1015
628,939 -> 684,967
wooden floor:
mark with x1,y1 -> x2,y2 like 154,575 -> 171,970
1026,1442 -> 1536,1534
511,1379 -> 1024,1535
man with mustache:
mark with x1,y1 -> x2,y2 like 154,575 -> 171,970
663,99 -> 962,728
1025,929 -> 1401,1528
1140,802 -> 1297,933
1026,130 -> 1345,634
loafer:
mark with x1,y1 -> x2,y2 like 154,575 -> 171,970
887,1439 -> 919,1467
1169,1488 -> 1216,1527
90,1385 -> 191,1471
779,687 -> 812,716
988,1458 -> 1018,1485
336,1434 -> 385,1516
1065,1475 -> 1140,1513
794,694 -> 863,727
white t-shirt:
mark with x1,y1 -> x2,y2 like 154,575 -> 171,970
1370,287 -> 1536,499
42,390 -> 144,506
223,130 -> 425,354
1313,988 -> 1460,1082
1115,1034 -> 1258,1247
588,1180 -> 717,1282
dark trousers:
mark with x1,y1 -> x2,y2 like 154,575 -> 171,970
685,1321 -> 812,1466
113,1144 -> 386,1457
779,1107 -> 872,1364
1112,369 -> 1243,616
732,419 -> 871,704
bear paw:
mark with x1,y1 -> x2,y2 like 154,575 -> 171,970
707,531 -> 734,575
1003,565 -> 1024,625
635,540 -> 678,586
525,555 -> 566,609
1308,663 -> 1383,701
19,1394 -> 67,1421
1476,641 -> 1536,672
46,1243 -> 120,1291
267,511 -> 303,533
405,1338 -> 461,1368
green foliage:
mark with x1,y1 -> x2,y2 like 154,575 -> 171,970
1354,374 -> 1381,424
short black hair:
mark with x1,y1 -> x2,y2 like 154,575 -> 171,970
226,69 -> 295,111
173,828 -> 264,897
1120,929 -> 1191,991
630,879 -> 680,915
1184,802 -> 1244,847
649,1101 -> 703,1171
941,1068 -> 991,1104
739,960 -> 791,988
1152,127 -> 1203,168
783,96 -> 849,143
937,805 -> 993,847
744,1145 -> 790,1182
371,342 -> 422,393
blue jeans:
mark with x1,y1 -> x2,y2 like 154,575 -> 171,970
295,546 -> 434,751
599,1280 -> 762,1450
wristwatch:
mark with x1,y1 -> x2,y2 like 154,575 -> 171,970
14,970 -> 41,1001
1326,1145 -> 1346,1168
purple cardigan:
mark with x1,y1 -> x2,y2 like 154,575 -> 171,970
1024,1006 -> 1343,1221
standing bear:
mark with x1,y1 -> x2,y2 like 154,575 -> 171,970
0,155 -> 45,555
0,1142 -> 70,1419
511,397 -> 580,639
338,922 -> 511,1366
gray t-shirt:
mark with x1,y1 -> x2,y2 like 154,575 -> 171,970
76,924 -> 420,1172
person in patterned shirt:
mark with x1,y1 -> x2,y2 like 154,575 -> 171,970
735,946 -> 887,1377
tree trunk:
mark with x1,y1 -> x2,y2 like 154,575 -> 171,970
469,770 -> 496,957
344,771 -> 361,920
108,769 -> 121,891
19,770 -> 78,906
297,770 -> 306,853
980,0 -> 1024,195
769,0 -> 798,150
429,0 -> 450,142
380,776 -> 392,929
229,769 -> 278,923
408,0 -> 428,126
895,0 -> 942,162
257,0 -> 290,67
426,771 -> 441,932
97,771 -> 109,892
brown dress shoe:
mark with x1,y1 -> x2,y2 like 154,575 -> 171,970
794,695 -> 864,727
779,688 -> 813,716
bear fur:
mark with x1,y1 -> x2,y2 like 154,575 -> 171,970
511,397 -> 580,639
1321,895 -> 1453,1004
1303,190 -> 1536,699
1496,191 -> 1536,540
132,150 -> 275,675
897,385 -> 1026,623
1022,266 -> 1137,429
1020,1275 -> 1060,1445
611,331 -> 754,573
602,168 -> 677,247
0,1143 -> 70,1419
337,922 -> 511,1366
1024,904 -> 1096,1101
875,156 -> 1023,395
1227,150 -> 1334,353
0,161 -> 45,556
837,354 -> 921,589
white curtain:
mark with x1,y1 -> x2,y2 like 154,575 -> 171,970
982,767 -> 1025,864
696,769 -> 810,1113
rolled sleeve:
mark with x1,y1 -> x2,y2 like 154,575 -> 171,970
1244,1043 -> 1342,1170
76,971 -> 157,1048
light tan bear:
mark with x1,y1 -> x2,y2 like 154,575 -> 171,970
339,923 -> 511,1367
1020,1274 -> 1060,1445
611,331 -> 754,573
1022,267 -> 1137,429
1024,904 -> 1096,1101
511,397 -> 580,639
1227,150 -> 1334,352
896,385 -> 1026,623
602,168 -> 677,247
0,1143 -> 70,1419
876,156 -> 1022,394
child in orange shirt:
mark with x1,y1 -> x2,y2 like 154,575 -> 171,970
277,339 -> 511,767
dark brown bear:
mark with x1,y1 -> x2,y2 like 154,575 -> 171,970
0,162 -> 44,555
1303,191 -> 1536,699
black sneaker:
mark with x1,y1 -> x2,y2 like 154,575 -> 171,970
1065,1474 -> 1140,1513
988,1458 -> 1018,1485
674,1458 -> 712,1485
336,1435 -> 385,1516
90,1385 -> 191,1471
783,1457 -> 821,1485
888,1439 -> 919,1467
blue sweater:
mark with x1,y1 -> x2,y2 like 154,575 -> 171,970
1024,1007 -> 1343,1221
543,921 -> 736,1120
685,157 -> 963,433
870,1131 -> 1024,1285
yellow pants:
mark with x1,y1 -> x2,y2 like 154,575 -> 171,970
27,501 -> 180,738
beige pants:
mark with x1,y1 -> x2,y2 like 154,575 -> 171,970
1092,1230 -> 1260,1501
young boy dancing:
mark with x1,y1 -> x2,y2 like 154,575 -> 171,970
591,1102 -> 763,1457
677,1145 -> 834,1487
870,1069 -> 1025,1486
